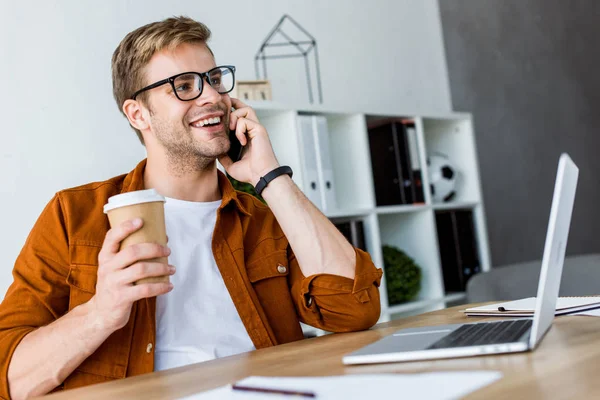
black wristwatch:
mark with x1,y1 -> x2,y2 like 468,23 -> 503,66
254,166 -> 293,196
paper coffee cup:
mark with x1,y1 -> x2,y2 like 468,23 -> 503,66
104,189 -> 169,285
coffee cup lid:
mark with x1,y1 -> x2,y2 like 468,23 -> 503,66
103,189 -> 166,214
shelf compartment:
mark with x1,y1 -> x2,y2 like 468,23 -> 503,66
378,210 -> 445,305
422,117 -> 482,204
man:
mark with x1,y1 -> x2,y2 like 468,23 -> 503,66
0,16 -> 382,399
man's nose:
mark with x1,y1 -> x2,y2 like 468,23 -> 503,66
194,79 -> 222,106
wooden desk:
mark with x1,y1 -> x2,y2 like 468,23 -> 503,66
43,304 -> 600,399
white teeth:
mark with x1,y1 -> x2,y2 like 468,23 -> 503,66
192,116 -> 221,128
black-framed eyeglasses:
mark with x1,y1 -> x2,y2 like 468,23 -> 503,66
130,65 -> 236,101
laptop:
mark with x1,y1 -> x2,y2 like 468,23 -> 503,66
343,153 -> 579,365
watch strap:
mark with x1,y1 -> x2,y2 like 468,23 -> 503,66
254,166 -> 293,196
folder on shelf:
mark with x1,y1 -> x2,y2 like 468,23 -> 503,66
367,119 -> 422,206
403,119 -> 425,204
367,122 -> 406,205
313,116 -> 338,211
333,219 -> 366,251
463,296 -> 600,317
394,121 -> 415,204
435,209 -> 482,293
297,115 -> 323,209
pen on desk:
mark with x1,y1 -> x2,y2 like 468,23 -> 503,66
231,384 -> 316,398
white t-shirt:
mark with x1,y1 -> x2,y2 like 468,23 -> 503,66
154,197 -> 255,371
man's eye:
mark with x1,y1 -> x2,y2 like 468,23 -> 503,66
176,83 -> 193,92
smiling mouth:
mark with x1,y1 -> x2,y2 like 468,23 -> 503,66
190,116 -> 222,128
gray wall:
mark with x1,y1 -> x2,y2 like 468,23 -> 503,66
439,0 -> 600,266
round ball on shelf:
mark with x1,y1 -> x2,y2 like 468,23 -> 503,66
427,152 -> 457,203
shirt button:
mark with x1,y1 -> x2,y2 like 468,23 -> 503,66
277,265 -> 287,274
146,343 -> 153,353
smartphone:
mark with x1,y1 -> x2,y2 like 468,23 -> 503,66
227,127 -> 244,162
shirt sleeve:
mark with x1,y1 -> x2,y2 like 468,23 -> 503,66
0,194 -> 70,399
287,246 -> 383,332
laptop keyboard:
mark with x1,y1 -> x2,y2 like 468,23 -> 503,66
428,319 -> 533,349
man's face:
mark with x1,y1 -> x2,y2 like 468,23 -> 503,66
141,42 -> 232,165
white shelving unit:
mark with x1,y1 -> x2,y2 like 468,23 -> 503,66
247,101 -> 491,334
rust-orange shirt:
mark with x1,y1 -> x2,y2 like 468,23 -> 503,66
0,159 -> 382,397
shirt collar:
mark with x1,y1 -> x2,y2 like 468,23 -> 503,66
121,159 -> 252,217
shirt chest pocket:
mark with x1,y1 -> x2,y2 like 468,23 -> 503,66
245,250 -> 294,310
246,250 -> 290,282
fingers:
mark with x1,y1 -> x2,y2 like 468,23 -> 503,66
230,107 -> 258,124
127,281 -> 174,302
234,122 -> 248,146
117,261 -> 175,286
230,97 -> 249,110
105,242 -> 171,273
230,112 -> 255,138
99,218 -> 143,263
235,117 -> 262,141
229,102 -> 259,132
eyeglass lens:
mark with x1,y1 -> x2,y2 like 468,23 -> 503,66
173,67 -> 234,100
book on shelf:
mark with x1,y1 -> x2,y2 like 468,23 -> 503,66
463,296 -> 600,317
402,119 -> 425,204
367,121 -> 406,205
395,121 -> 414,205
333,219 -> 367,252
367,119 -> 424,206
435,209 -> 481,293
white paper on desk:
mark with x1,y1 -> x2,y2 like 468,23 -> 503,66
464,296 -> 600,316
573,308 -> 600,317
179,371 -> 502,400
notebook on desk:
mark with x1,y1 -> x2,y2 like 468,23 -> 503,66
343,153 -> 579,365
463,296 -> 600,317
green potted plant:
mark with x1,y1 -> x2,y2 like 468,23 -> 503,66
227,174 -> 266,204
382,245 -> 421,305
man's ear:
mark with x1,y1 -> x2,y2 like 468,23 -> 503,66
123,99 -> 150,131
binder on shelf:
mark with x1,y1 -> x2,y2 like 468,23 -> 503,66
367,122 -> 406,205
297,115 -> 323,209
313,116 -> 338,211
333,219 -> 367,252
367,119 -> 418,206
297,115 -> 338,212
394,121 -> 415,204
435,209 -> 481,293
402,120 -> 425,204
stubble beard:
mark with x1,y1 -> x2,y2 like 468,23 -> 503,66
150,112 -> 231,175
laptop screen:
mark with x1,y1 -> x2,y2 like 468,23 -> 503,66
529,153 -> 579,348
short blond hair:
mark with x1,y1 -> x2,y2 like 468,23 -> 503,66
111,16 -> 213,144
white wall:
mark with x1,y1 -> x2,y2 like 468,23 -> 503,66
0,0 -> 451,299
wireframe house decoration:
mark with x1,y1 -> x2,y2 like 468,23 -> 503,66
255,14 -> 323,104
